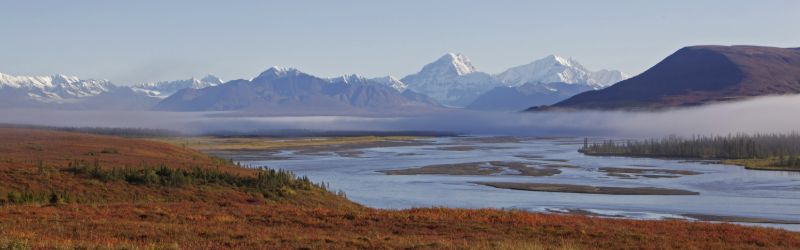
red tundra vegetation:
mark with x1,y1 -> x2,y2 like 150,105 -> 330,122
0,128 -> 798,249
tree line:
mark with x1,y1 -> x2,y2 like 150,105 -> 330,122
580,133 -> 800,166
65,159 -> 324,198
1,159 -> 337,206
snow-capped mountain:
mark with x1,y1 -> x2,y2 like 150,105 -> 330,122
464,55 -> 628,111
0,72 -> 161,109
0,53 -> 626,112
154,67 -> 441,114
495,55 -> 628,89
369,76 -> 407,92
588,69 -> 628,88
467,82 -> 596,111
0,72 -> 113,103
133,75 -> 223,98
400,53 -> 626,108
401,53 -> 502,107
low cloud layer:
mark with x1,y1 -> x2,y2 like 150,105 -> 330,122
3,95 -> 800,137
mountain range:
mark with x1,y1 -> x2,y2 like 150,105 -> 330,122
3,45 -> 799,114
399,53 -> 626,109
0,73 -> 113,104
154,67 -> 440,114
0,53 -> 626,113
0,73 -> 229,110
0,73 -> 162,110
540,45 -> 800,110
494,55 -> 626,88
467,55 -> 628,111
467,82 -> 597,111
133,75 -> 224,98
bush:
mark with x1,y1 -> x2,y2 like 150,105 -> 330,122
3,190 -> 56,205
0,238 -> 30,250
6,191 -> 21,204
64,160 -> 328,199
100,148 -> 119,154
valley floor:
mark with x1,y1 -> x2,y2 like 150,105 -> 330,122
0,128 -> 798,249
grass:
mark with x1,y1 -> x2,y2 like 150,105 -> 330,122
0,128 -> 798,249
724,158 -> 800,171
0,128 -> 349,206
2,203 -> 799,249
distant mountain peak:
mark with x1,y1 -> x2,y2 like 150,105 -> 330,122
434,52 -> 477,76
200,75 -> 223,85
263,66 -> 296,75
51,74 -> 80,84
370,75 -> 407,92
133,75 -> 222,98
332,74 -> 368,84
495,55 -> 625,88
542,54 -> 581,68
401,53 -> 500,106
256,66 -> 301,80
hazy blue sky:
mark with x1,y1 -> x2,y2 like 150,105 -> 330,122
2,0 -> 799,85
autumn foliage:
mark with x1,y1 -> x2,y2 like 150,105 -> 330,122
0,128 -> 798,249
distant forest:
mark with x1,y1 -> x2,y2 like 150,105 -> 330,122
580,134 -> 800,170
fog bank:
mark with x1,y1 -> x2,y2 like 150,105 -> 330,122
2,95 -> 800,137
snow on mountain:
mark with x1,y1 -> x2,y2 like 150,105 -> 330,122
0,72 -> 113,102
443,53 -> 477,75
467,82 -> 596,111
494,55 -> 628,89
0,53 -> 626,112
255,66 -> 302,81
401,53 -> 501,107
0,72 -> 161,110
257,67 -> 373,86
588,69 -> 629,87
369,76 -> 407,92
400,53 -> 627,108
154,67 -> 441,114
133,75 -> 223,98
462,55 -> 629,111
330,74 -> 369,84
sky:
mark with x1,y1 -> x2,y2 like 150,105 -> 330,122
1,0 -> 799,85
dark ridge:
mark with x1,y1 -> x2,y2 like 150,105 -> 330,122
538,45 -> 800,110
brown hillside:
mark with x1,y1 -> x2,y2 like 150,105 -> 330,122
0,128 -> 345,205
544,45 -> 800,110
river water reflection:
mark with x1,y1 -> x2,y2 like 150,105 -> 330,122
219,136 -> 800,231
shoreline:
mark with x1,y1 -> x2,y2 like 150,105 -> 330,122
580,151 -> 800,172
